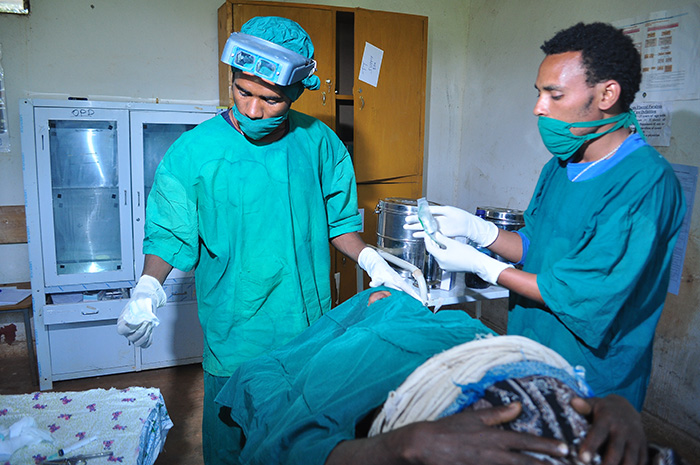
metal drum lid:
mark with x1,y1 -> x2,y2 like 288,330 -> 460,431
476,206 -> 525,230
375,197 -> 419,215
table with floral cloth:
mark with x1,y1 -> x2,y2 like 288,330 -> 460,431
0,387 -> 172,465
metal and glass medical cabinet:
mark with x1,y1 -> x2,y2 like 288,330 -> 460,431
20,99 -> 217,390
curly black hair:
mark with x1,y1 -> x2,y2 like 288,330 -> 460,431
541,22 -> 641,112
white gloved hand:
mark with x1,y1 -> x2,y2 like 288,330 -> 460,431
419,231 -> 512,285
405,205 -> 499,247
357,247 -> 422,302
117,275 -> 166,348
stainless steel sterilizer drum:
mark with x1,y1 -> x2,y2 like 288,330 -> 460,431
465,206 -> 525,289
375,198 -> 443,287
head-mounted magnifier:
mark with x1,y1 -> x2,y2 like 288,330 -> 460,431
221,32 -> 317,87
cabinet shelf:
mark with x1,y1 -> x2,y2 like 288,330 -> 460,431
336,94 -> 353,101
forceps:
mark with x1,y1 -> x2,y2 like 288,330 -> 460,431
42,451 -> 114,465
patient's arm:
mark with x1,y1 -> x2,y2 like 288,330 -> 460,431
325,402 -> 568,465
571,395 -> 647,465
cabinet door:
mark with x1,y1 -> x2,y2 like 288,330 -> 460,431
140,301 -> 203,369
34,107 -> 134,287
353,9 -> 428,182
48,320 -> 136,380
220,2 -> 335,129
129,110 -> 216,280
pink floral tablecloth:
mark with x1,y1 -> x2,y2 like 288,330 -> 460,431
0,387 -> 172,465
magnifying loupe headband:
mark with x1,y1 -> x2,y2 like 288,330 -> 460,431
221,32 -> 317,87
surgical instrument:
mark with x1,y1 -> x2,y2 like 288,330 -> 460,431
42,451 -> 113,465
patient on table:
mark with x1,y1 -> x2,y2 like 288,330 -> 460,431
216,289 -> 683,465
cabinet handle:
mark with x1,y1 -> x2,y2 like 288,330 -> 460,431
137,191 -> 141,207
322,79 -> 331,106
81,310 -> 99,315
359,95 -> 365,110
124,190 -> 127,205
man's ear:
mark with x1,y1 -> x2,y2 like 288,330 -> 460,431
597,79 -> 622,111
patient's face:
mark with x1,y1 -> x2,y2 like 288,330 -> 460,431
368,290 -> 392,305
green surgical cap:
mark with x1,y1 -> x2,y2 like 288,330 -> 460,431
240,16 -> 321,101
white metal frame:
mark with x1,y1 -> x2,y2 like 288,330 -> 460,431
21,99 -> 217,390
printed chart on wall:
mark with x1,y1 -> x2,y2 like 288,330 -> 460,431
614,5 -> 700,147
615,5 -> 700,102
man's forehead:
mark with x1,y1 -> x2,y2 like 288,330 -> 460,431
536,51 -> 587,88
234,71 -> 286,97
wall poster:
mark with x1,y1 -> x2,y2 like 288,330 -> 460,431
615,5 -> 700,102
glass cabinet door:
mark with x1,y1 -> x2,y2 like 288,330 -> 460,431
35,107 -> 134,286
130,110 -> 215,280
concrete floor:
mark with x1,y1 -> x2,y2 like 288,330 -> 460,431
0,341 -> 204,465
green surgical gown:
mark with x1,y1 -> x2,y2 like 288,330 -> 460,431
144,111 -> 362,376
509,144 -> 685,409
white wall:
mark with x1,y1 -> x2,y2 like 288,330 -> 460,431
0,0 -> 471,283
0,0 -> 224,282
441,0 -> 700,212
1,0 -> 698,455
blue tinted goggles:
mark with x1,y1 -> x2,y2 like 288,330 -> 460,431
221,32 -> 317,86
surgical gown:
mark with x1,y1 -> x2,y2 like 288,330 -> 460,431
509,142 -> 685,409
144,110 -> 362,376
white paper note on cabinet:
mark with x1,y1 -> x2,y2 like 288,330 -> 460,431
359,42 -> 384,87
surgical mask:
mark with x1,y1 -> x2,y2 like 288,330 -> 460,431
538,110 -> 642,161
231,104 -> 288,140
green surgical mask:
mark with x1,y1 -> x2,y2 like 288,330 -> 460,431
538,110 -> 643,161
232,104 -> 288,140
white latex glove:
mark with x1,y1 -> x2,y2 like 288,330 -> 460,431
419,231 -> 512,285
117,275 -> 166,348
405,205 -> 499,247
357,247 -> 422,302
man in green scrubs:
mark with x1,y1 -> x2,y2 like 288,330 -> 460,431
116,16 -> 415,465
409,22 -> 686,410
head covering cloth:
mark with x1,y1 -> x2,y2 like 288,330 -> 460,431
238,16 -> 321,101
369,335 -> 596,465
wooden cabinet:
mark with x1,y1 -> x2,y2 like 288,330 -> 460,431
218,1 -> 427,304
352,8 -> 427,183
